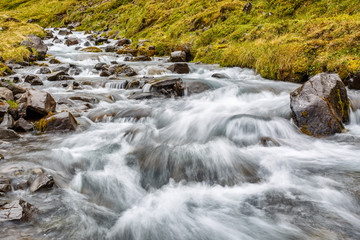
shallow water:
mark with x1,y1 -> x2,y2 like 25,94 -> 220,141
1,29 -> 360,240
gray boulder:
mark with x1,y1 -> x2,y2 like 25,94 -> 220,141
0,199 -> 37,222
290,73 -> 350,137
170,51 -> 187,62
0,87 -> 14,100
38,67 -> 52,74
65,37 -> 79,46
167,63 -> 190,74
0,129 -> 20,139
13,118 -> 34,132
44,111 -> 77,132
30,174 -> 55,192
24,75 -> 43,86
26,90 -> 56,119
20,34 -> 48,60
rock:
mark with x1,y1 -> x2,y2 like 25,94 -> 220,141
0,102 -> 9,117
260,137 -> 280,147
144,78 -> 184,98
290,73 -> 350,137
24,75 -> 43,86
30,174 -> 55,192
100,70 -> 111,77
147,66 -> 168,75
94,63 -> 108,71
32,168 -> 43,175
212,73 -> 229,79
170,51 -> 187,62
117,38 -> 131,46
0,154 -> 4,160
69,68 -> 82,76
69,96 -> 97,103
128,92 -> 154,100
38,67 -> 52,74
0,129 -> 20,139
26,90 -> 56,119
80,47 -> 102,52
0,199 -> 37,222
84,41 -> 91,47
53,64 -> 70,72
148,45 -> 156,51
8,84 -> 26,95
0,87 -> 14,100
131,55 -> 151,62
167,63 -> 190,74
185,81 -> 211,95
108,65 -> 137,77
20,34 -> 48,60
243,2 -> 253,13
13,118 -> 34,132
47,71 -> 74,81
12,179 -> 29,191
347,72 -> 360,90
67,22 -> 80,29
42,111 -> 77,132
65,37 -> 79,46
58,29 -> 71,36
0,113 -> 15,129
0,178 -> 11,193
49,58 -> 61,64
95,37 -> 108,45
105,45 -> 118,52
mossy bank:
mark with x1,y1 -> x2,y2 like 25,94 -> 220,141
1,0 -> 360,82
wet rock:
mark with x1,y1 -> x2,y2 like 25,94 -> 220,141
243,2 -> 253,13
0,87 -> 14,100
24,75 -> 43,86
32,168 -> 43,176
105,45 -> 118,52
117,38 -> 131,46
0,129 -> 20,139
185,81 -> 211,95
170,51 -> 187,62
67,22 -> 80,29
128,92 -> 154,100
58,29 -> 71,36
8,84 -> 26,95
94,63 -> 108,71
69,96 -> 97,104
65,37 -> 79,46
290,73 -> 350,137
108,65 -> 137,77
0,102 -> 9,117
167,63 -> 190,74
100,70 -> 111,77
12,179 -> 29,191
143,78 -> 185,98
26,90 -> 56,119
69,68 -> 82,76
30,174 -> 55,192
53,64 -> 70,73
95,37 -> 108,45
44,111 -> 78,132
124,56 -> 133,62
0,199 -> 37,222
80,47 -> 102,52
260,137 -> 280,147
13,118 -> 34,132
147,66 -> 168,75
347,72 -> 360,90
131,55 -> 151,62
20,34 -> 48,60
0,178 -> 11,193
47,71 -> 74,81
212,73 -> 229,79
0,113 -> 15,129
49,58 -> 61,64
84,41 -> 91,47
38,67 -> 52,74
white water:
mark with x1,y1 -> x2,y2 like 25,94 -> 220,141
1,29 -> 360,240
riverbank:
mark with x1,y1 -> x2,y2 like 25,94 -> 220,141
1,0 -> 360,82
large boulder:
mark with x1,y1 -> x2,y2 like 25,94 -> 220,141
26,90 -> 56,119
20,34 -> 48,60
41,111 -> 78,132
145,78 -> 184,98
167,63 -> 190,74
65,37 -> 79,46
0,87 -> 14,100
13,118 -> 34,132
290,73 -> 350,137
0,129 -> 20,139
0,199 -> 37,222
30,174 -> 55,192
24,75 -> 43,86
170,51 -> 187,62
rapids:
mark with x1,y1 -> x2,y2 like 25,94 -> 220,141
1,29 -> 360,240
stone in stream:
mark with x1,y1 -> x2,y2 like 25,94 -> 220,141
0,129 -> 20,139
13,118 -> 34,132
65,37 -> 79,46
30,174 -> 55,192
49,58 -> 61,64
0,199 -> 37,222
185,81 -> 211,96
12,178 -> 29,191
116,38 -> 131,46
109,65 -> 137,77
260,137 -> 281,147
94,62 -> 108,71
58,29 -> 72,36
131,55 -> 151,62
24,74 -> 43,86
134,78 -> 185,99
38,67 -> 52,74
80,47 -> 102,53
53,64 -> 70,73
105,45 -> 118,52
25,90 -> 56,119
41,111 -> 78,132
0,102 -> 9,117
290,73 -> 350,137
8,84 -> 26,95
0,87 -> 14,100
0,113 -> 14,129
47,71 -> 74,81
212,73 -> 229,79
100,70 -> 111,77
0,178 -> 11,193
170,51 -> 187,62
20,34 -> 48,60
167,63 -> 190,74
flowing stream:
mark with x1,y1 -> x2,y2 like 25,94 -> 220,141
1,29 -> 360,240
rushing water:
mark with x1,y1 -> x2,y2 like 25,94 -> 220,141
1,29 -> 360,240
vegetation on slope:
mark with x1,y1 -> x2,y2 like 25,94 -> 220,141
0,0 -> 360,82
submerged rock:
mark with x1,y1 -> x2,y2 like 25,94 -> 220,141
212,73 -> 229,79
290,73 -> 350,137
0,199 -> 37,222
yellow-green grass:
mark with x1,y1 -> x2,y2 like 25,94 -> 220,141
1,0 -> 360,82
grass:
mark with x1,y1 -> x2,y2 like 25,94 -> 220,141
0,0 -> 359,82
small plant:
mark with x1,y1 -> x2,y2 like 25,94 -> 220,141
5,99 -> 17,110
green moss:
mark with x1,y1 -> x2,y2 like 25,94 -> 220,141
5,100 -> 17,110
80,47 -> 102,52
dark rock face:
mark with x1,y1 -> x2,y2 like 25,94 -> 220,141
167,63 -> 190,74
44,111 -> 78,132
347,72 -> 360,90
0,129 -> 20,139
30,174 -> 55,192
0,199 -> 37,222
65,37 -> 79,46
290,73 -> 350,137
26,90 -> 56,119
20,34 -> 48,60
170,51 -> 187,62
13,118 -> 34,132
24,75 -> 43,86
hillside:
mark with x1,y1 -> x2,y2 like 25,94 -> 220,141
1,0 -> 360,82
